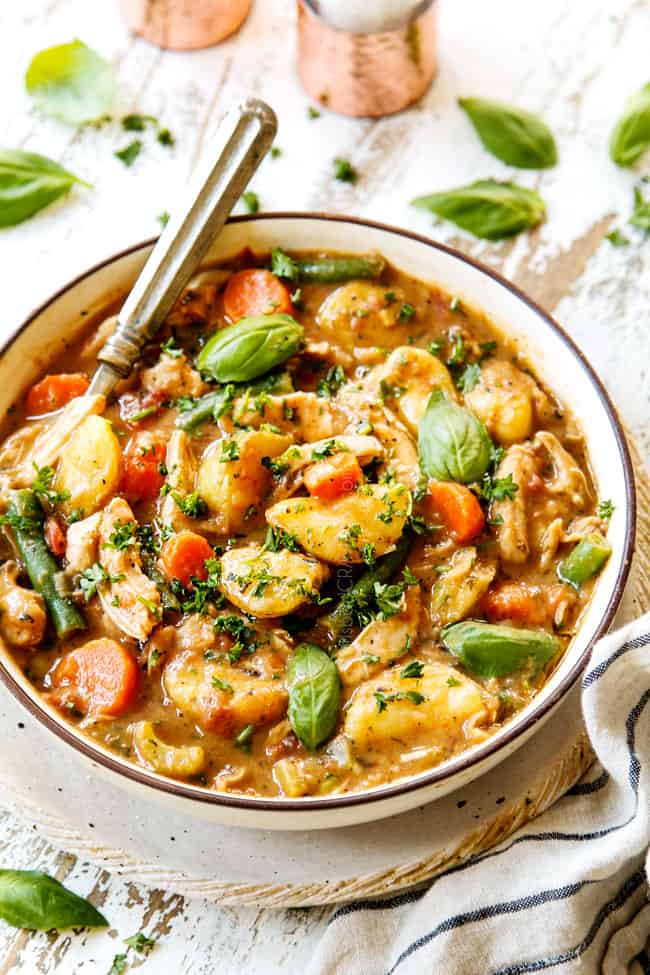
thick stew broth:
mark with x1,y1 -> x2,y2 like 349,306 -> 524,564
0,249 -> 611,798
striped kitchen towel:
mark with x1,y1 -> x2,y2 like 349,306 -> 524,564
309,613 -> 650,975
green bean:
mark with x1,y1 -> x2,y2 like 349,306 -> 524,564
295,255 -> 385,283
271,248 -> 385,284
441,620 -> 561,678
557,532 -> 612,589
176,389 -> 229,432
176,371 -> 294,432
322,533 -> 411,641
6,491 -> 85,638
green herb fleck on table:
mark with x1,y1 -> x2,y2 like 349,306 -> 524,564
115,139 -> 142,167
241,190 -> 259,214
605,228 -> 629,247
308,106 -> 321,119
333,158 -> 358,184
157,211 -> 170,228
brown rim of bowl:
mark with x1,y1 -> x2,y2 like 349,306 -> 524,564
0,213 -> 636,813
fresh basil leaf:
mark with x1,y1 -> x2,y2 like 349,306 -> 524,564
458,97 -> 557,169
0,870 -> 107,931
0,149 -> 90,228
287,643 -> 341,751
610,82 -> 650,167
418,390 -> 491,483
197,314 -> 304,383
412,180 -> 545,240
25,40 -> 115,126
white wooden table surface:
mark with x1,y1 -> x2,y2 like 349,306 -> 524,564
2,0 -> 649,970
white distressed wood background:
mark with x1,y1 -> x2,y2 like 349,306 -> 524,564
1,0 -> 649,970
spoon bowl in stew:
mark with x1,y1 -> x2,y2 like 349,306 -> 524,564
0,215 -> 634,830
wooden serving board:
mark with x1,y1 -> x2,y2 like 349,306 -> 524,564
0,441 -> 645,908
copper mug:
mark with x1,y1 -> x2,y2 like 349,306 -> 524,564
297,0 -> 438,118
120,0 -> 253,50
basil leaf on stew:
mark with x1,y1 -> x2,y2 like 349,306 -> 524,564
25,40 -> 115,126
411,180 -> 545,240
197,314 -> 304,383
610,82 -> 650,167
0,870 -> 108,931
418,390 -> 491,484
287,643 -> 341,751
0,150 -> 90,228
630,187 -> 650,232
458,97 -> 557,169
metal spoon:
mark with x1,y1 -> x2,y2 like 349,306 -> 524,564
88,98 -> 277,398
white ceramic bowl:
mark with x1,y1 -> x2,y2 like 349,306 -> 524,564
0,215 -> 635,830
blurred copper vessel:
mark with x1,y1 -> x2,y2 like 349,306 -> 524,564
120,0 -> 253,50
297,0 -> 437,118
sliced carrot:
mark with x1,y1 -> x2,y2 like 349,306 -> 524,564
121,432 -> 167,503
483,582 -> 542,626
44,517 -> 66,557
25,373 -> 89,417
54,638 -> 139,717
223,269 -> 293,321
161,530 -> 214,588
304,453 -> 363,501
424,480 -> 485,543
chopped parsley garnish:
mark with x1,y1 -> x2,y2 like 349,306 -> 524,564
270,248 -> 299,281
270,146 -> 282,159
171,491 -> 208,518
428,339 -> 444,358
362,653 -> 381,665
212,676 -> 234,693
400,659 -> 424,679
446,676 -> 461,687
122,113 -> 156,131
263,525 -> 301,552
378,380 -> 405,402
361,543 -> 376,566
172,557 -> 222,615
79,562 -> 125,601
333,157 -> 358,184
105,520 -> 137,550
262,455 -> 290,479
137,595 -> 162,620
399,303 -> 415,321
157,211 -> 170,228
605,228 -> 629,247
375,689 -> 425,713
311,439 -> 346,460
480,472 -> 519,502
373,581 -> 406,618
32,464 -> 70,506
316,364 -> 346,399
220,439 -> 240,462
597,499 -> 615,520
308,106 -> 321,119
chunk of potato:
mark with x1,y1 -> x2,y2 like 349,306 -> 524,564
344,662 -> 494,753
220,544 -> 329,617
55,415 -> 121,517
430,547 -> 496,627
316,282 -> 409,351
197,429 -> 292,534
465,360 -> 552,446
132,721 -> 205,778
266,482 -> 411,564
362,347 -> 457,432
163,650 -> 287,736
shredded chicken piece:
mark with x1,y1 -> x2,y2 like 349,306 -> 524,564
98,498 -> 161,641
140,354 -> 208,400
64,513 -> 100,574
230,392 -> 341,442
0,561 -> 46,648
563,515 -> 608,543
538,517 -> 564,573
303,339 -> 354,369
370,411 -> 420,490
492,444 -> 538,564
532,431 -> 591,508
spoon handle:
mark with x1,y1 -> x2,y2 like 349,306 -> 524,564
89,97 -> 277,397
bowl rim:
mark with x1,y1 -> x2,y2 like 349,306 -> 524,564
0,212 -> 636,813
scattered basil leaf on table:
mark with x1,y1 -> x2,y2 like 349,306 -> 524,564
458,97 -> 558,169
287,643 -> 341,751
630,186 -> 650,232
418,390 -> 492,484
197,314 -> 304,383
0,869 -> 107,930
609,82 -> 650,167
412,180 -> 546,240
25,40 -> 115,126
0,149 -> 90,228
441,621 -> 561,678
